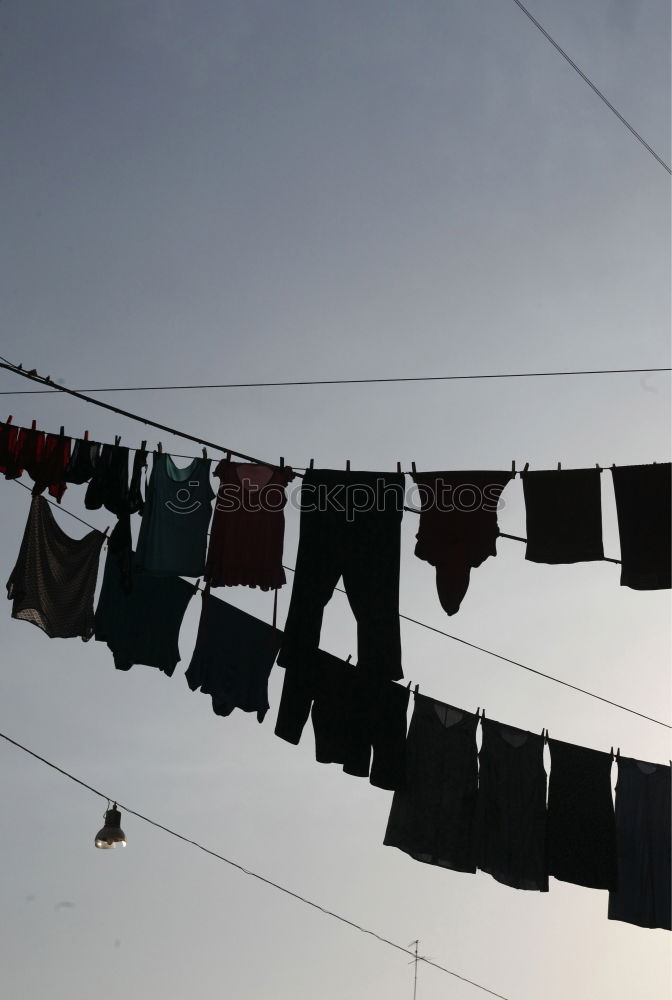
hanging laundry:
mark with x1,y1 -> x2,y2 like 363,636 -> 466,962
611,464 -> 671,590
475,718 -> 548,891
13,423 -> 45,482
65,438 -> 101,485
547,739 -> 617,890
275,651 -> 409,790
185,590 -> 282,722
521,468 -> 604,563
94,549 -> 194,675
32,431 -> 72,503
205,459 -> 295,590
411,470 -> 513,615
85,442 -> 130,515
278,469 -> 405,679
6,495 -> 104,640
0,420 -> 23,479
608,757 -> 671,930
384,697 -> 479,873
136,453 -> 214,576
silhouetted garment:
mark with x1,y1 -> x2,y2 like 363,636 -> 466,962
32,432 -> 72,502
547,739 -> 617,890
384,698 -> 478,873
608,758 -> 671,930
14,425 -> 45,482
611,464 -> 671,590
186,591 -> 282,722
0,420 -> 22,478
6,495 -> 104,639
475,718 -> 548,891
85,443 -> 130,515
522,468 -> 604,563
275,651 -> 409,790
205,460 -> 295,590
136,454 -> 214,576
94,550 -> 194,675
278,470 -> 405,679
65,438 -> 101,484
412,471 -> 513,616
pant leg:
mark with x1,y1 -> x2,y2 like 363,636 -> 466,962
369,680 -> 410,791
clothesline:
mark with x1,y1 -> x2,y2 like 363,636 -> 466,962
10,478 -> 670,732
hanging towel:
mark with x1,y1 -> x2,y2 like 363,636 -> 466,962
94,549 -> 193,675
205,459 -> 295,590
412,471 -> 513,615
475,718 -> 548,891
608,757 -> 671,930
547,739 -> 617,890
611,464 -> 671,590
6,495 -> 104,639
278,469 -> 405,679
186,591 -> 282,722
384,697 -> 479,873
521,468 -> 604,563
85,443 -> 130,515
136,453 -> 214,576
64,438 -> 101,485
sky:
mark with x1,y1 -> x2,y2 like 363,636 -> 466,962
0,1 -> 670,998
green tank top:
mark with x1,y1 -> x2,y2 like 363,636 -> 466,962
136,454 -> 215,576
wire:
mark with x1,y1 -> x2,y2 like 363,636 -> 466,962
0,366 -> 670,395
0,729 -> 512,1000
8,478 -> 669,729
508,0 -> 672,175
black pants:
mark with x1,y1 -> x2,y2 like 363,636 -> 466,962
278,470 -> 405,679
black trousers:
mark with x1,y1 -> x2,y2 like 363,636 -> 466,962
278,470 -> 405,679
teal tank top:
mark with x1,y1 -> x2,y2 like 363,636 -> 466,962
136,454 -> 215,576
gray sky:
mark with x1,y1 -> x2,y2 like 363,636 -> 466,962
0,2 -> 670,998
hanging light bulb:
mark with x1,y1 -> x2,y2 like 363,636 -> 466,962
94,803 -> 127,849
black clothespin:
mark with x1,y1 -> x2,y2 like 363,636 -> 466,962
59,425 -> 65,437
345,654 -> 352,663
157,441 -> 163,454
411,461 -> 417,474
226,450 -> 232,462
511,460 -> 516,475
202,447 -> 207,460
414,683 -> 419,699
5,415 -> 12,425
523,462 -> 529,473
596,463 -> 602,472
557,462 -> 561,471
193,578 -> 201,593
280,457 -> 284,468
103,525 -> 110,537
83,430 -> 89,441
114,435 -> 121,447
140,440 -> 147,451
309,458 -> 314,469
396,461 -> 402,474
346,459 -> 350,471
31,419 -> 37,430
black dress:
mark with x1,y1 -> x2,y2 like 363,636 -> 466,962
475,718 -> 548,891
384,696 -> 478,873
608,757 -> 671,930
547,738 -> 617,890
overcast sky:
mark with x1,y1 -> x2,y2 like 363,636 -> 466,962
0,2 -> 670,998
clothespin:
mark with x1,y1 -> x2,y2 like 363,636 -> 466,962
192,578 -> 201,593
413,683 -> 419,699
157,441 -> 163,454
31,419 -> 37,430
140,440 -> 147,452
595,462 -> 601,473
511,460 -> 516,475
280,457 -> 284,468
411,461 -> 417,474
6,415 -> 12,424
346,459 -> 350,471
396,461 -> 402,473
523,462 -> 529,473
59,425 -> 65,437
202,447 -> 207,460
83,430 -> 89,441
557,462 -> 561,471
309,458 -> 314,469
114,435 -> 121,447
226,450 -> 231,462
345,654 -> 352,663
103,526 -> 110,537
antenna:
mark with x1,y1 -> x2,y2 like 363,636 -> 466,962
408,939 -> 419,1000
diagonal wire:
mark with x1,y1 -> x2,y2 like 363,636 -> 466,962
0,728 -> 512,1000
508,0 -> 671,174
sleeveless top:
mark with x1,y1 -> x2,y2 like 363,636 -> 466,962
384,696 -> 479,873
136,454 -> 214,576
475,718 -> 548,891
205,460 -> 295,590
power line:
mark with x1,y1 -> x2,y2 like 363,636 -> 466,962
508,0 -> 672,175
0,728 -> 512,1000
0,366 -> 670,395
8,479 -> 669,730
